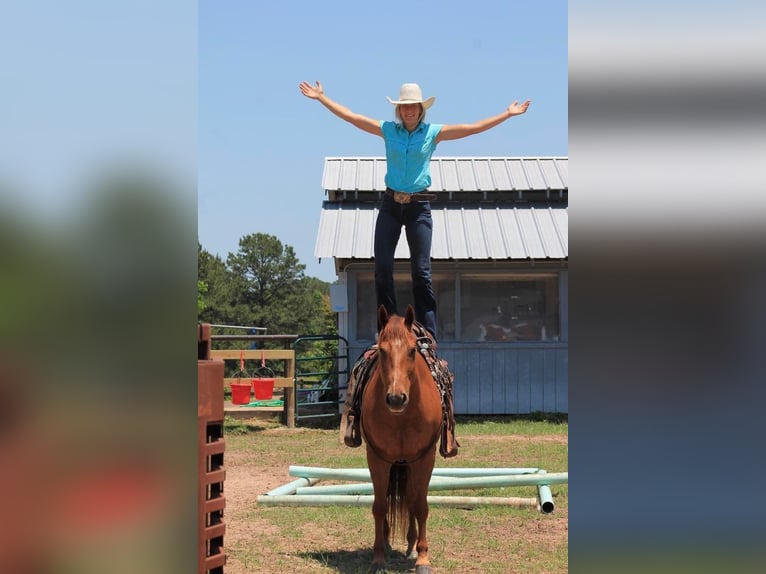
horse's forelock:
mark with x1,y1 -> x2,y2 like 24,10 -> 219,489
379,315 -> 413,347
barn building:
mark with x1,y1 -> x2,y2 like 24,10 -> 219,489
314,156 -> 568,414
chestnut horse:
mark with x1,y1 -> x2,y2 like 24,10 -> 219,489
360,304 -> 443,573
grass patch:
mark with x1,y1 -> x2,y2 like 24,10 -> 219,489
223,415 -> 283,434
455,413 -> 568,436
224,417 -> 568,574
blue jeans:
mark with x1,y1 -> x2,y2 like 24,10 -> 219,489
374,196 -> 437,340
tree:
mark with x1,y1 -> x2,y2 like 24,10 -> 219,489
199,234 -> 339,381
198,280 -> 207,313
198,243 -> 236,325
209,233 -> 331,336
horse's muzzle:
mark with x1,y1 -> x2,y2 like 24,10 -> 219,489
385,392 -> 408,411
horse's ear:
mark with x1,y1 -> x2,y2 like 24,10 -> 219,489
404,304 -> 415,329
378,305 -> 389,328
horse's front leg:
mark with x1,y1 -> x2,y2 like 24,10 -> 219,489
408,453 -> 436,573
366,450 -> 391,568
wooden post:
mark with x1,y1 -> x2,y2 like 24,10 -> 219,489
284,348 -> 295,428
198,324 -> 226,573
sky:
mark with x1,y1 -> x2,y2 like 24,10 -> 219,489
198,0 -> 568,282
0,2 -> 196,223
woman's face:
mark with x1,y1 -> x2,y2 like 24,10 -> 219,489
398,103 -> 423,130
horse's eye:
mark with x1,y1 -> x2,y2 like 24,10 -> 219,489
409,347 -> 417,359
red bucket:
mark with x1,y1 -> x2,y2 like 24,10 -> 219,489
252,378 -> 274,400
231,352 -> 254,405
231,382 -> 252,405
252,365 -> 275,400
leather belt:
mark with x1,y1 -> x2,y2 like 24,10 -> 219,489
385,188 -> 437,204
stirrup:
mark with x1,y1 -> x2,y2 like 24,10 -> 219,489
344,414 -> 362,448
440,426 -> 460,458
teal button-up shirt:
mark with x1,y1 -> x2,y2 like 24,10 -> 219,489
381,120 -> 443,193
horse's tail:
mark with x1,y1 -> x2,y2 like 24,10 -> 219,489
387,462 -> 409,542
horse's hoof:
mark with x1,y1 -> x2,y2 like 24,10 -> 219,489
415,566 -> 433,574
407,549 -> 418,560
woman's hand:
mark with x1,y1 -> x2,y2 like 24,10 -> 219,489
507,100 -> 531,116
298,80 -> 382,136
299,80 -> 324,100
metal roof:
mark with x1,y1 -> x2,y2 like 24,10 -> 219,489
315,156 -> 568,262
315,203 -> 568,261
322,157 -> 568,192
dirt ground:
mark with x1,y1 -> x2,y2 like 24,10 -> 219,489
220,430 -> 568,574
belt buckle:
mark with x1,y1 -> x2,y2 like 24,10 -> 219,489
394,191 -> 411,204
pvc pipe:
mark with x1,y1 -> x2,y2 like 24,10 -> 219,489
426,472 -> 567,490
536,471 -> 555,514
432,467 -> 540,477
537,485 -> 554,514
294,472 -> 568,495
288,466 -> 542,481
289,466 -> 371,481
258,494 -> 539,509
265,477 -> 318,497
293,480 -> 472,496
292,475 -> 465,496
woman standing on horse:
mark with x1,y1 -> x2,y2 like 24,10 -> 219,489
299,80 -> 531,342
300,81 -> 530,455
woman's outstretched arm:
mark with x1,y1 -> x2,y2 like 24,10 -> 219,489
436,100 -> 531,142
299,80 -> 382,136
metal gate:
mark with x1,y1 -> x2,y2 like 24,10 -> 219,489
292,335 -> 349,426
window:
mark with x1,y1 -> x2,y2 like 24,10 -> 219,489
355,270 -> 560,343
355,272 -> 454,341
461,274 -> 559,342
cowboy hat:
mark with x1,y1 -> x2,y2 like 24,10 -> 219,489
386,83 -> 435,110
